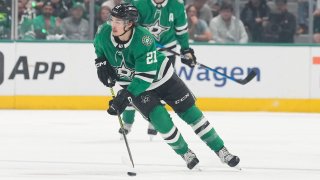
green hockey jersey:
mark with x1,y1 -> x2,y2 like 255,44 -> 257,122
129,0 -> 189,56
94,23 -> 174,97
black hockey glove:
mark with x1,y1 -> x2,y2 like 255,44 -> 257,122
95,57 -> 117,87
107,89 -> 132,116
180,48 -> 197,68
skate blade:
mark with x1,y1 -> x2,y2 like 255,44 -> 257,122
193,166 -> 202,171
149,135 -> 156,141
234,165 -> 242,171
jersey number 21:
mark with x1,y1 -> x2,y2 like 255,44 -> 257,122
146,51 -> 157,64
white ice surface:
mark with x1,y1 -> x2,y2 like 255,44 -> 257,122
0,110 -> 320,180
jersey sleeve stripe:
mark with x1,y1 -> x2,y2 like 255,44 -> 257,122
157,42 -> 178,56
147,64 -> 174,91
135,70 -> 157,75
135,72 -> 156,79
176,29 -> 188,35
157,57 -> 171,80
135,75 -> 154,83
175,23 -> 188,31
158,45 -> 177,53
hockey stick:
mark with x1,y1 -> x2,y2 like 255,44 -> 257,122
197,63 -> 257,85
156,44 -> 257,85
109,87 -> 135,169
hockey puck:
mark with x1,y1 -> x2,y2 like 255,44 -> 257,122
127,172 -> 136,176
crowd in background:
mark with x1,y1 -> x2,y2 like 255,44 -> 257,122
0,0 -> 319,43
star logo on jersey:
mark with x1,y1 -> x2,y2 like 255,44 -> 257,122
144,19 -> 170,41
142,35 -> 153,46
116,61 -> 134,80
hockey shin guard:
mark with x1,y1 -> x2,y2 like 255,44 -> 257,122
178,105 -> 224,152
150,106 -> 188,155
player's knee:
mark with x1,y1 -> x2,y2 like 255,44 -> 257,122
149,105 -> 174,134
178,105 -> 203,124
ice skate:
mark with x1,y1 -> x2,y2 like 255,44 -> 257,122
118,123 -> 132,140
147,123 -> 157,141
181,149 -> 199,170
216,146 -> 241,170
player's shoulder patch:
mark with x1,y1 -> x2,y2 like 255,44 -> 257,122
141,35 -> 153,46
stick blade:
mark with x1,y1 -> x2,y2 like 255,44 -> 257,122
235,69 -> 257,85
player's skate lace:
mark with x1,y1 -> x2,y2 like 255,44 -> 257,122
147,123 -> 157,135
216,146 -> 240,167
181,149 -> 199,170
118,123 -> 132,135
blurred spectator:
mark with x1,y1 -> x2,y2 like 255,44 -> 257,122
240,0 -> 270,42
101,0 -> 122,10
50,0 -> 69,19
33,1 -> 62,40
95,5 -> 110,33
29,0 -> 45,16
0,0 -> 10,39
60,2 -> 89,40
297,0 -> 309,34
262,0 -> 296,43
18,0 -> 35,40
296,0 -> 317,34
188,0 -> 213,24
207,1 -> 221,17
83,0 -> 100,20
95,0 -> 105,6
63,0 -> 73,9
313,0 -> 320,43
186,4 -> 212,42
19,0 -> 37,19
209,2 -> 248,43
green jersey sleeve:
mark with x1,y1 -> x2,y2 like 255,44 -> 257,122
93,24 -> 108,58
174,0 -> 189,49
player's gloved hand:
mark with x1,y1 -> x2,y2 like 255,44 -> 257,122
95,57 -> 117,87
180,48 -> 197,68
107,89 -> 132,115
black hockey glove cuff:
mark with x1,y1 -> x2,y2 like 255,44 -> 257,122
95,57 -> 118,87
107,89 -> 132,116
180,48 -> 197,68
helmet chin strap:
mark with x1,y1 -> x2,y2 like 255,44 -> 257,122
116,21 -> 133,37
118,27 -> 130,37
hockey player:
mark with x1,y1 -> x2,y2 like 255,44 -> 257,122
94,3 -> 240,170
121,0 -> 195,138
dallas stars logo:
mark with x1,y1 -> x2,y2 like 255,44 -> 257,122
114,51 -> 134,80
144,19 -> 169,41
142,35 -> 153,46
116,60 -> 134,80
